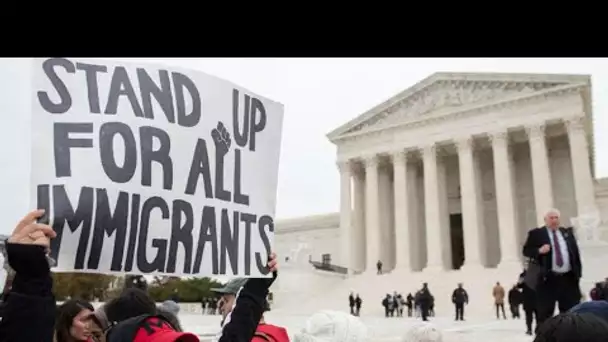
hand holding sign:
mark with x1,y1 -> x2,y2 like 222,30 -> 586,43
267,252 -> 278,273
8,209 -> 56,249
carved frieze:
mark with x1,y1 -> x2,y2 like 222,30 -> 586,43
345,80 -> 564,135
565,116 -> 586,135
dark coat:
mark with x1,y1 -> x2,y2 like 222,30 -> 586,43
517,271 -> 537,311
508,288 -> 522,305
417,288 -> 432,307
0,243 -> 276,342
522,226 -> 582,280
0,243 -> 56,342
452,288 -> 468,304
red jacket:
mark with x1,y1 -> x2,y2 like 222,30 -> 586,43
252,323 -> 290,342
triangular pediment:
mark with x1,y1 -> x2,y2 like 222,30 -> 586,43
327,72 -> 590,141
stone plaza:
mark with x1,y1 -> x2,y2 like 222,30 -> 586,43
178,310 -> 539,342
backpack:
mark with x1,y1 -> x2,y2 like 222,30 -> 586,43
253,331 -> 276,341
105,314 -> 180,342
253,324 -> 290,342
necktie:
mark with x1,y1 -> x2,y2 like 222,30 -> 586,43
552,230 -> 564,267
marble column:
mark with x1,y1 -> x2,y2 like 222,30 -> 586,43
490,131 -> 520,265
457,137 -> 483,268
364,155 -> 381,272
566,116 -> 597,215
423,144 -> 444,270
407,161 -> 421,270
353,165 -> 366,273
527,123 -> 554,225
392,150 -> 411,271
338,160 -> 353,273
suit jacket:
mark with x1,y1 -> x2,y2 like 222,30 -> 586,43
522,226 -> 582,280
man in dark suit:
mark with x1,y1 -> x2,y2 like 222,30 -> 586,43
522,208 -> 582,331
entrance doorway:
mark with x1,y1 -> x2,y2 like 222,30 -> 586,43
450,213 -> 465,270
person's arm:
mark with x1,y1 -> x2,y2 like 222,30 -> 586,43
567,227 -> 583,278
0,210 -> 57,342
0,243 -> 56,342
218,274 -> 275,342
522,229 -> 539,259
464,290 -> 469,304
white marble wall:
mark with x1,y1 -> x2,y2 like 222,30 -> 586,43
274,214 -> 340,265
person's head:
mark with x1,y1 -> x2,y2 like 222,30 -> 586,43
569,301 -> 608,325
293,310 -> 368,342
402,322 -> 442,342
457,283 -> 462,288
544,208 -> 561,229
211,278 -> 248,319
159,300 -> 180,317
88,308 -> 107,342
103,289 -> 198,342
496,282 -> 500,286
156,306 -> 183,332
534,312 -> 608,342
104,288 -> 157,325
55,299 -> 95,342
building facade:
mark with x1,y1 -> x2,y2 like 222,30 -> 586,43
276,72 -> 608,276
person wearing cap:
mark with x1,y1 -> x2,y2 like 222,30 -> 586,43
0,209 -> 281,342
213,278 -> 290,341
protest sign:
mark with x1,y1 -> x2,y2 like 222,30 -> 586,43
30,58 -> 284,277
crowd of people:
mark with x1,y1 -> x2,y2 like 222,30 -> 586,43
350,208 -> 608,341
2,205 -> 608,341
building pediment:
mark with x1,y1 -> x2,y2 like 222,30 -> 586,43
327,72 -> 590,142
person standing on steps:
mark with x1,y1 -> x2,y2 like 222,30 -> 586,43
493,282 -> 507,319
452,283 -> 468,321
418,283 -> 433,321
377,260 -> 383,275
406,293 -> 414,317
382,294 -> 391,317
348,292 -> 355,315
517,269 -> 538,335
522,208 -> 583,333
508,284 -> 522,319
355,294 -> 362,316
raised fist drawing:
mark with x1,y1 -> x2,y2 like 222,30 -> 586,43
212,121 -> 231,157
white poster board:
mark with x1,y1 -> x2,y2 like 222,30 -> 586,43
30,58 -> 284,277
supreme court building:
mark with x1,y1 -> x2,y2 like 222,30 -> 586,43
276,72 -> 608,276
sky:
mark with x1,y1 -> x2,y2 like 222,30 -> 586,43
141,58 -> 608,220
1,58 -> 607,236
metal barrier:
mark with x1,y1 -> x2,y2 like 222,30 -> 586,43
309,260 -> 348,274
